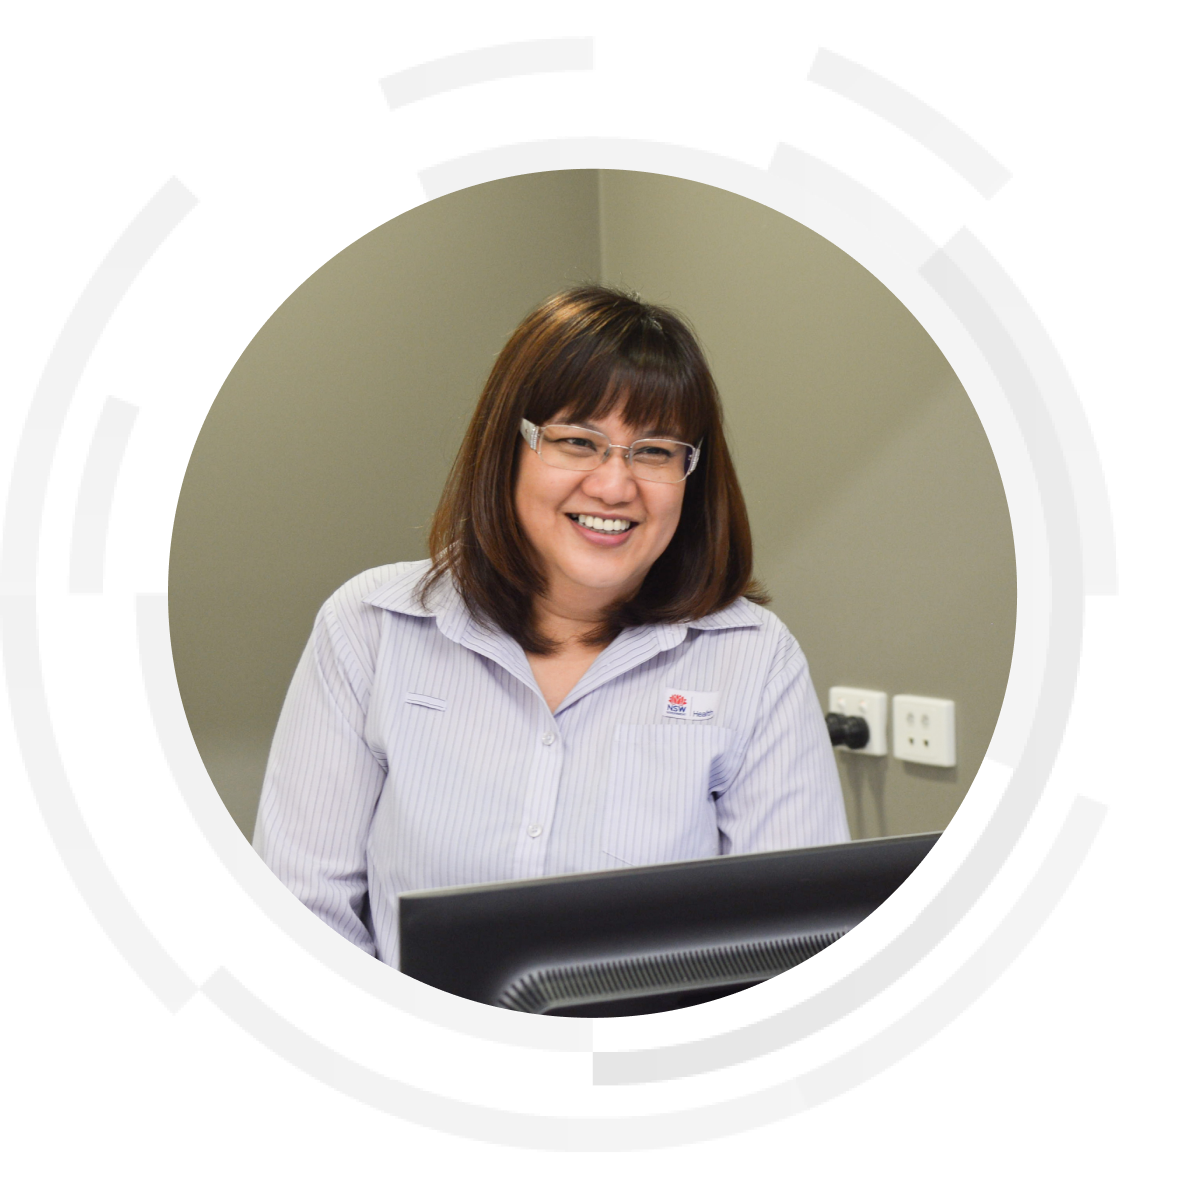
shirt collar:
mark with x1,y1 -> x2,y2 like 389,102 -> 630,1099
361,560 -> 482,646
362,561 -> 534,685
362,561 -> 763,632
682,599 -> 765,632
362,561 -> 448,617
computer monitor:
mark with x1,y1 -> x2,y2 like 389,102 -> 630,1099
399,832 -> 939,1016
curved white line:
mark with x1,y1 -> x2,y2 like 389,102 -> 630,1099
395,68 -> 990,251
938,230 -> 1117,594
2,176 -> 197,1013
2,177 -> 197,580
69,396 -> 138,593
395,67 -> 804,143
381,37 -> 594,110
368,6 -> 1004,201
794,794 -> 1109,1109
418,134 -> 771,202
808,48 -> 1011,199
73,585 -> 409,1080
366,2 -> 823,81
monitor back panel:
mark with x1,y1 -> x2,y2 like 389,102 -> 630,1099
399,832 -> 939,1009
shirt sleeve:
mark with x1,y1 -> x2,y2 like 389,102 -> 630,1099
714,631 -> 851,854
253,599 -> 387,956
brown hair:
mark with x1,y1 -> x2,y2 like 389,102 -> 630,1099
420,286 -> 766,653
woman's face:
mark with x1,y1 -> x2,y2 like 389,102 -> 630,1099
514,406 -> 687,613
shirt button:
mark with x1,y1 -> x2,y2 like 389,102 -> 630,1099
541,731 -> 556,746
527,824 -> 543,838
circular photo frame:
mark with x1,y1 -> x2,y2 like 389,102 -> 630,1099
6,6 -> 1180,1180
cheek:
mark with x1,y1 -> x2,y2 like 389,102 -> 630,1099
656,489 -> 685,537
514,466 -> 578,536
641,490 -> 685,558
514,462 -> 548,521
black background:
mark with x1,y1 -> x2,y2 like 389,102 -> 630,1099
9,9 -> 1175,1180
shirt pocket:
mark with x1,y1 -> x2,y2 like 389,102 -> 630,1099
600,723 -> 738,868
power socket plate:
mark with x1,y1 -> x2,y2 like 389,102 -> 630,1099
827,687 -> 887,756
892,695 -> 956,767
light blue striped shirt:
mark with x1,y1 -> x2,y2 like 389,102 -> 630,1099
254,561 -> 849,963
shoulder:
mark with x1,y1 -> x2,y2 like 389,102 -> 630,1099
311,561 -> 435,666
685,598 -> 807,683
307,561 -> 437,685
688,597 -> 800,648
320,560 -> 434,623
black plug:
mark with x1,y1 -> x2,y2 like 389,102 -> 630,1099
825,712 -> 870,750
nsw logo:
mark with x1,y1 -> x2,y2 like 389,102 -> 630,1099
663,688 -> 720,722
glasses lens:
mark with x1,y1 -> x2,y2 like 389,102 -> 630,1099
539,425 -> 609,469
628,440 -> 691,482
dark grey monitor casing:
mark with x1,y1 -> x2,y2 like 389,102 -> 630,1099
399,832 -> 940,1017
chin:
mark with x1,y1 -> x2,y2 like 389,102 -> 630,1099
561,565 -> 641,599
570,575 -> 632,596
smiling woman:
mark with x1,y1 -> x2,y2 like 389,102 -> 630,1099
252,286 -> 849,964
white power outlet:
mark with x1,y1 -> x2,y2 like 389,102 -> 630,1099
892,695 -> 956,767
827,687 -> 887,756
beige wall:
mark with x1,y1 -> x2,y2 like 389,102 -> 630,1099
171,168 -> 1014,842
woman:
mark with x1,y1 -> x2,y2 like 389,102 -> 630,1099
254,286 -> 848,963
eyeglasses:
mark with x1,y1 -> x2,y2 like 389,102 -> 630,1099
519,419 -> 700,484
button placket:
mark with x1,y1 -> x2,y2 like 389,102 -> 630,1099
514,724 -> 562,877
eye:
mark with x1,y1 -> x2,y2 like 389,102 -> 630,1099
543,427 -> 602,456
633,442 -> 679,463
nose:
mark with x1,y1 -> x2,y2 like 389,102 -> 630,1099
581,448 -> 638,504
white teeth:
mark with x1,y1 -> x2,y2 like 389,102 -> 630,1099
574,514 -> 631,534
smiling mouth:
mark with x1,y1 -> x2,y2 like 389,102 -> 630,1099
567,513 -> 636,535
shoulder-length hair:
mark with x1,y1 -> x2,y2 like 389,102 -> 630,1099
420,285 -> 766,653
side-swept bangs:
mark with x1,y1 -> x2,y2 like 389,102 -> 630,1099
520,318 -> 714,448
421,286 -> 765,652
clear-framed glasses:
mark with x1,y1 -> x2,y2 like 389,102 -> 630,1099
519,419 -> 700,483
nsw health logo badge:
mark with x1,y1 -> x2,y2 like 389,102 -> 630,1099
663,688 -> 720,722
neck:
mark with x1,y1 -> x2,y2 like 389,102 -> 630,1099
531,573 -> 640,654
532,597 -> 607,654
